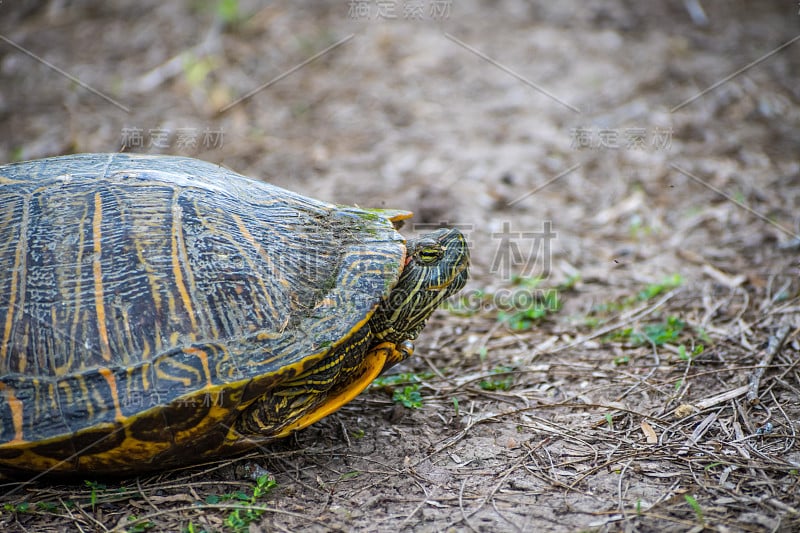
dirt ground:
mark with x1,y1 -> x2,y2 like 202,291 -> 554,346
2,0 -> 800,531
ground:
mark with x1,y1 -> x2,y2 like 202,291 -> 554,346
1,0 -> 800,531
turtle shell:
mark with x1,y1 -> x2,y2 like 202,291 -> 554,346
0,153 -> 408,474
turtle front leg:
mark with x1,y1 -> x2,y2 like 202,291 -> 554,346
232,340 -> 410,441
380,340 -> 414,373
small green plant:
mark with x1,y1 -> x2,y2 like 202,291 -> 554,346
637,274 -> 683,301
372,372 -> 433,388
372,372 -> 431,408
3,502 -> 31,513
633,316 -> 685,345
351,428 -> 365,439
251,474 -> 277,500
224,509 -> 254,532
557,274 -> 581,291
509,274 -> 542,287
393,385 -> 423,409
11,499 -> 74,516
703,462 -> 723,472
478,346 -> 488,361
497,287 -> 560,331
583,316 -> 600,328
205,474 -> 276,533
452,397 -> 460,416
216,0 -> 241,24
127,516 -> 156,532
36,501 -> 59,512
182,53 -> 217,88
184,520 -> 210,533
684,494 -> 704,524
604,413 -> 614,429
693,327 -> 711,344
678,344 -> 704,360
84,480 -> 106,512
495,277 -> 562,331
609,316 -> 685,346
479,366 -> 514,391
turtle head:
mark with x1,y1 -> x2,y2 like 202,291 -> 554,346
371,228 -> 469,345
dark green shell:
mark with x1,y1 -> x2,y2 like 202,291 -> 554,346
0,153 -> 406,472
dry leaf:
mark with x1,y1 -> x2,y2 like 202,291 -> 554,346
641,420 -> 658,444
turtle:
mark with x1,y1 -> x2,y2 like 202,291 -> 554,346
0,153 -> 469,475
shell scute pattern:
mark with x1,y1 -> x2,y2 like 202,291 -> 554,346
0,154 -> 406,468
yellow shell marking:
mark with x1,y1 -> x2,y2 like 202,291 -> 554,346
170,200 -> 199,333
0,203 -> 25,367
98,367 -> 126,423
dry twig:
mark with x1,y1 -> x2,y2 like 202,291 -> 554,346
747,325 -> 792,405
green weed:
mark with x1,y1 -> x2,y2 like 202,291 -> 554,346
678,344 -> 704,360
636,274 -> 683,301
3,502 -> 31,513
182,53 -> 218,88
609,316 -> 685,346
634,316 -> 685,345
84,480 -> 106,512
204,474 -> 277,533
372,372 -> 432,408
126,516 -> 156,532
684,494 -> 704,524
215,0 -> 241,25
479,366 -> 515,391
372,372 -> 433,388
497,287 -> 560,331
393,385 -> 423,409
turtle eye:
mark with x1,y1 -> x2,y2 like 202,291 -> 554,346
417,246 -> 443,264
